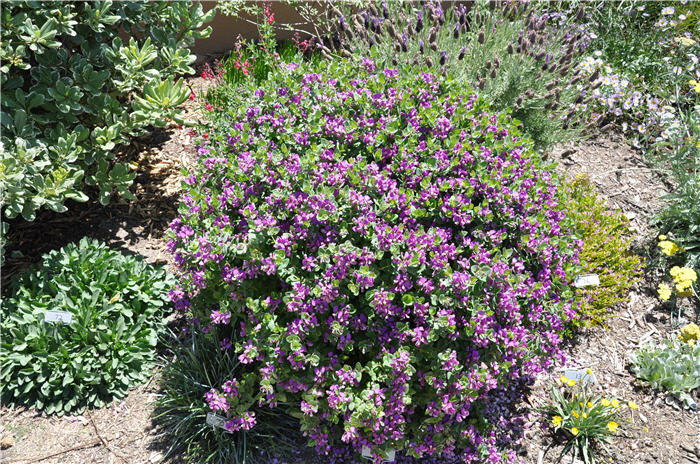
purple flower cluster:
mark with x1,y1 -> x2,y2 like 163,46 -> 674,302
168,59 -> 580,462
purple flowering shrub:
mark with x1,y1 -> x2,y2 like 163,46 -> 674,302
168,59 -> 581,462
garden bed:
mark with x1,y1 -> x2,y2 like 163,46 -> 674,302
2,99 -> 697,462
2,2 -> 700,463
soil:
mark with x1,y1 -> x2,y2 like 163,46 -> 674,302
1,78 -> 699,464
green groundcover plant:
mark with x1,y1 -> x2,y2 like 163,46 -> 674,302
0,238 -> 174,415
0,1 -> 214,232
168,57 -> 582,462
560,174 -> 644,329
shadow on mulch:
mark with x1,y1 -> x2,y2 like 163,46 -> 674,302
2,129 -> 183,292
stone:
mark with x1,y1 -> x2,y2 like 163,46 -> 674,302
1,434 -> 15,449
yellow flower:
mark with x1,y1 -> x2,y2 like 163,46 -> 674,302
691,80 -> 700,93
572,410 -> 580,418
678,288 -> 694,298
560,375 -> 569,385
552,415 -> 563,427
571,427 -> 579,436
568,379 -> 576,387
601,398 -> 610,407
657,283 -> 672,301
587,402 -> 594,408
671,267 -> 698,291
585,368 -> 593,375
607,421 -> 619,433
582,412 -> 588,418
611,399 -> 620,409
658,234 -> 668,241
658,240 -> 679,256
579,401 -> 584,407
679,323 -> 700,344
628,401 -> 638,410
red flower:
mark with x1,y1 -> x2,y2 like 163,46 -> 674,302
205,103 -> 213,111
190,91 -> 196,101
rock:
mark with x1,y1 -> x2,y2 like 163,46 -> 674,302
1,434 -> 15,449
149,451 -> 164,463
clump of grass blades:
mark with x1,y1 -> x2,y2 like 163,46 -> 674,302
154,327 -> 303,464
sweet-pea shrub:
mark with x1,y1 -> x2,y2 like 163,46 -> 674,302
168,60 -> 582,462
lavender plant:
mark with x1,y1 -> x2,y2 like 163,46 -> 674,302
328,0 -> 595,151
167,59 -> 582,463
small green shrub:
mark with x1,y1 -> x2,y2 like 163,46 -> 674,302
630,337 -> 700,409
155,327 -> 302,464
0,238 -> 174,415
0,1 -> 214,227
560,174 -> 644,328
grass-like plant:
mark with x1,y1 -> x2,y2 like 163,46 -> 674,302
539,372 -> 638,464
0,237 -> 174,415
560,174 -> 644,328
154,327 -> 303,464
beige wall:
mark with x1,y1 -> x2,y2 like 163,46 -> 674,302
192,1 -> 318,59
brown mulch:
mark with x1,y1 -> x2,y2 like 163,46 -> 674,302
1,85 -> 699,463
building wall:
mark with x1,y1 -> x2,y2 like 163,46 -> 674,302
191,1 -> 317,59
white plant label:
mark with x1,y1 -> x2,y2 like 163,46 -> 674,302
361,446 -> 396,462
564,369 -> 596,385
206,412 -> 230,432
573,274 -> 600,288
44,310 -> 73,324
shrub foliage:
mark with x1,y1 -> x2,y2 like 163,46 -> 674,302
0,1 -> 214,228
168,60 -> 581,462
0,238 -> 174,415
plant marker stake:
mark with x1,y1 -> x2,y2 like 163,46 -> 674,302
44,310 -> 73,324
206,412 -> 231,433
361,446 -> 396,462
573,274 -> 600,288
563,369 -> 596,385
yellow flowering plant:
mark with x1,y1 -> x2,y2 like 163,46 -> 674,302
654,234 -> 699,320
538,373 -> 637,464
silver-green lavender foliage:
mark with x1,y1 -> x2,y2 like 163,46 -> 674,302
630,338 -> 700,409
331,0 -> 594,151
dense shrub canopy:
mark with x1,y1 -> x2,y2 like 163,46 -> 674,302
168,59 -> 581,462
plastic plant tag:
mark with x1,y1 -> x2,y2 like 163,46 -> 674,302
573,274 -> 600,288
564,369 -> 596,385
361,446 -> 396,462
206,412 -> 230,432
44,310 -> 73,324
